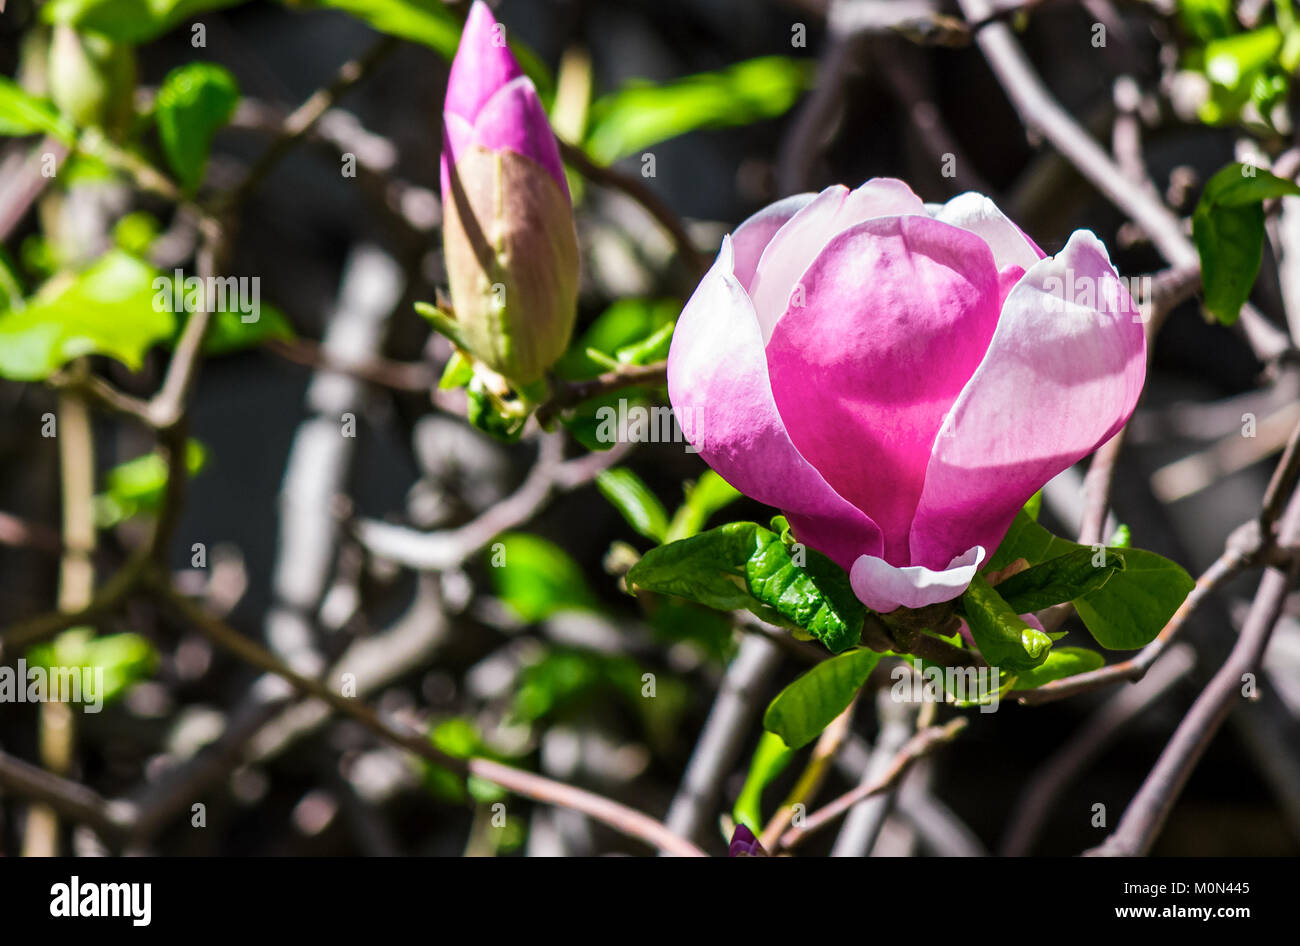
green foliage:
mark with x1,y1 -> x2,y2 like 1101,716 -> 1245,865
983,505 -> 1194,655
627,521 -> 864,654
198,303 -> 296,355
95,439 -> 208,527
26,627 -> 158,706
994,547 -> 1125,613
421,717 -> 508,804
552,298 -> 676,451
763,648 -> 880,749
732,730 -> 796,832
1008,647 -> 1105,690
292,0 -> 553,96
584,56 -> 813,164
596,467 -> 670,543
1193,163 -> 1300,325
43,0 -> 249,46
489,533 -> 598,622
511,647 -> 687,751
959,573 -> 1053,671
1073,549 -> 1196,650
664,470 -> 741,543
155,62 -> 240,194
0,76 -> 76,142
0,250 -> 175,381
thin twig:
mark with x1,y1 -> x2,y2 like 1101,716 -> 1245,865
777,717 -> 967,851
215,36 -> 399,214
534,361 -> 667,428
1088,493 -> 1300,856
558,140 -> 707,278
147,577 -> 707,857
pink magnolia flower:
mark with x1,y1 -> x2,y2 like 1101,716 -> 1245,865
439,0 -> 578,386
667,179 -> 1145,613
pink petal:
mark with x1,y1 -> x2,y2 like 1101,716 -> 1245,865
439,111 -> 476,200
747,179 -> 926,341
445,1 -> 523,122
909,230 -> 1146,569
731,193 -> 816,293
667,237 -> 883,570
850,546 -> 986,613
930,192 -> 1045,272
464,75 -> 569,199
764,215 -> 1003,566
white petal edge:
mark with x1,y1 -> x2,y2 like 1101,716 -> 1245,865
849,546 -> 986,614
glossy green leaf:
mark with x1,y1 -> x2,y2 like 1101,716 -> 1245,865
489,532 -> 598,622
985,507 -> 1079,572
1193,163 -> 1300,325
585,56 -> 812,164
156,62 -> 239,193
1074,548 -> 1195,650
995,547 -> 1125,613
1009,646 -> 1105,690
763,648 -> 879,749
596,467 -> 669,542
960,573 -> 1053,671
627,521 -> 865,653
732,730 -> 796,833
0,250 -> 175,381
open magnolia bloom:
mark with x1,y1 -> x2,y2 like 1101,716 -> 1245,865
667,179 -> 1146,613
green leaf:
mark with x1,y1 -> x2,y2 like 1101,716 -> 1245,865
1177,0 -> 1235,43
746,529 -> 864,654
0,77 -> 76,141
555,298 -> 678,379
627,522 -> 865,653
986,508 -> 1079,572
763,648 -> 880,749
732,731 -> 797,833
960,573 -> 1053,671
95,439 -> 207,527
1010,647 -> 1105,690
43,0 -> 250,46
26,628 -> 158,705
438,350 -> 473,390
197,302 -> 295,355
596,467 -> 669,543
584,56 -> 813,165
156,62 -> 239,194
995,547 -> 1125,613
1203,27 -> 1282,93
489,532 -> 598,622
1193,163 -> 1300,325
422,717 -> 507,803
0,250 -> 175,381
665,470 -> 742,542
615,321 -> 674,366
1074,549 -> 1195,650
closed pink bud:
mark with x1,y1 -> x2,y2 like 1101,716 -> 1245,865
439,1 -> 578,387
668,180 -> 1146,613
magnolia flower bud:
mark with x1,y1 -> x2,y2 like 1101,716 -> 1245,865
439,1 -> 578,388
